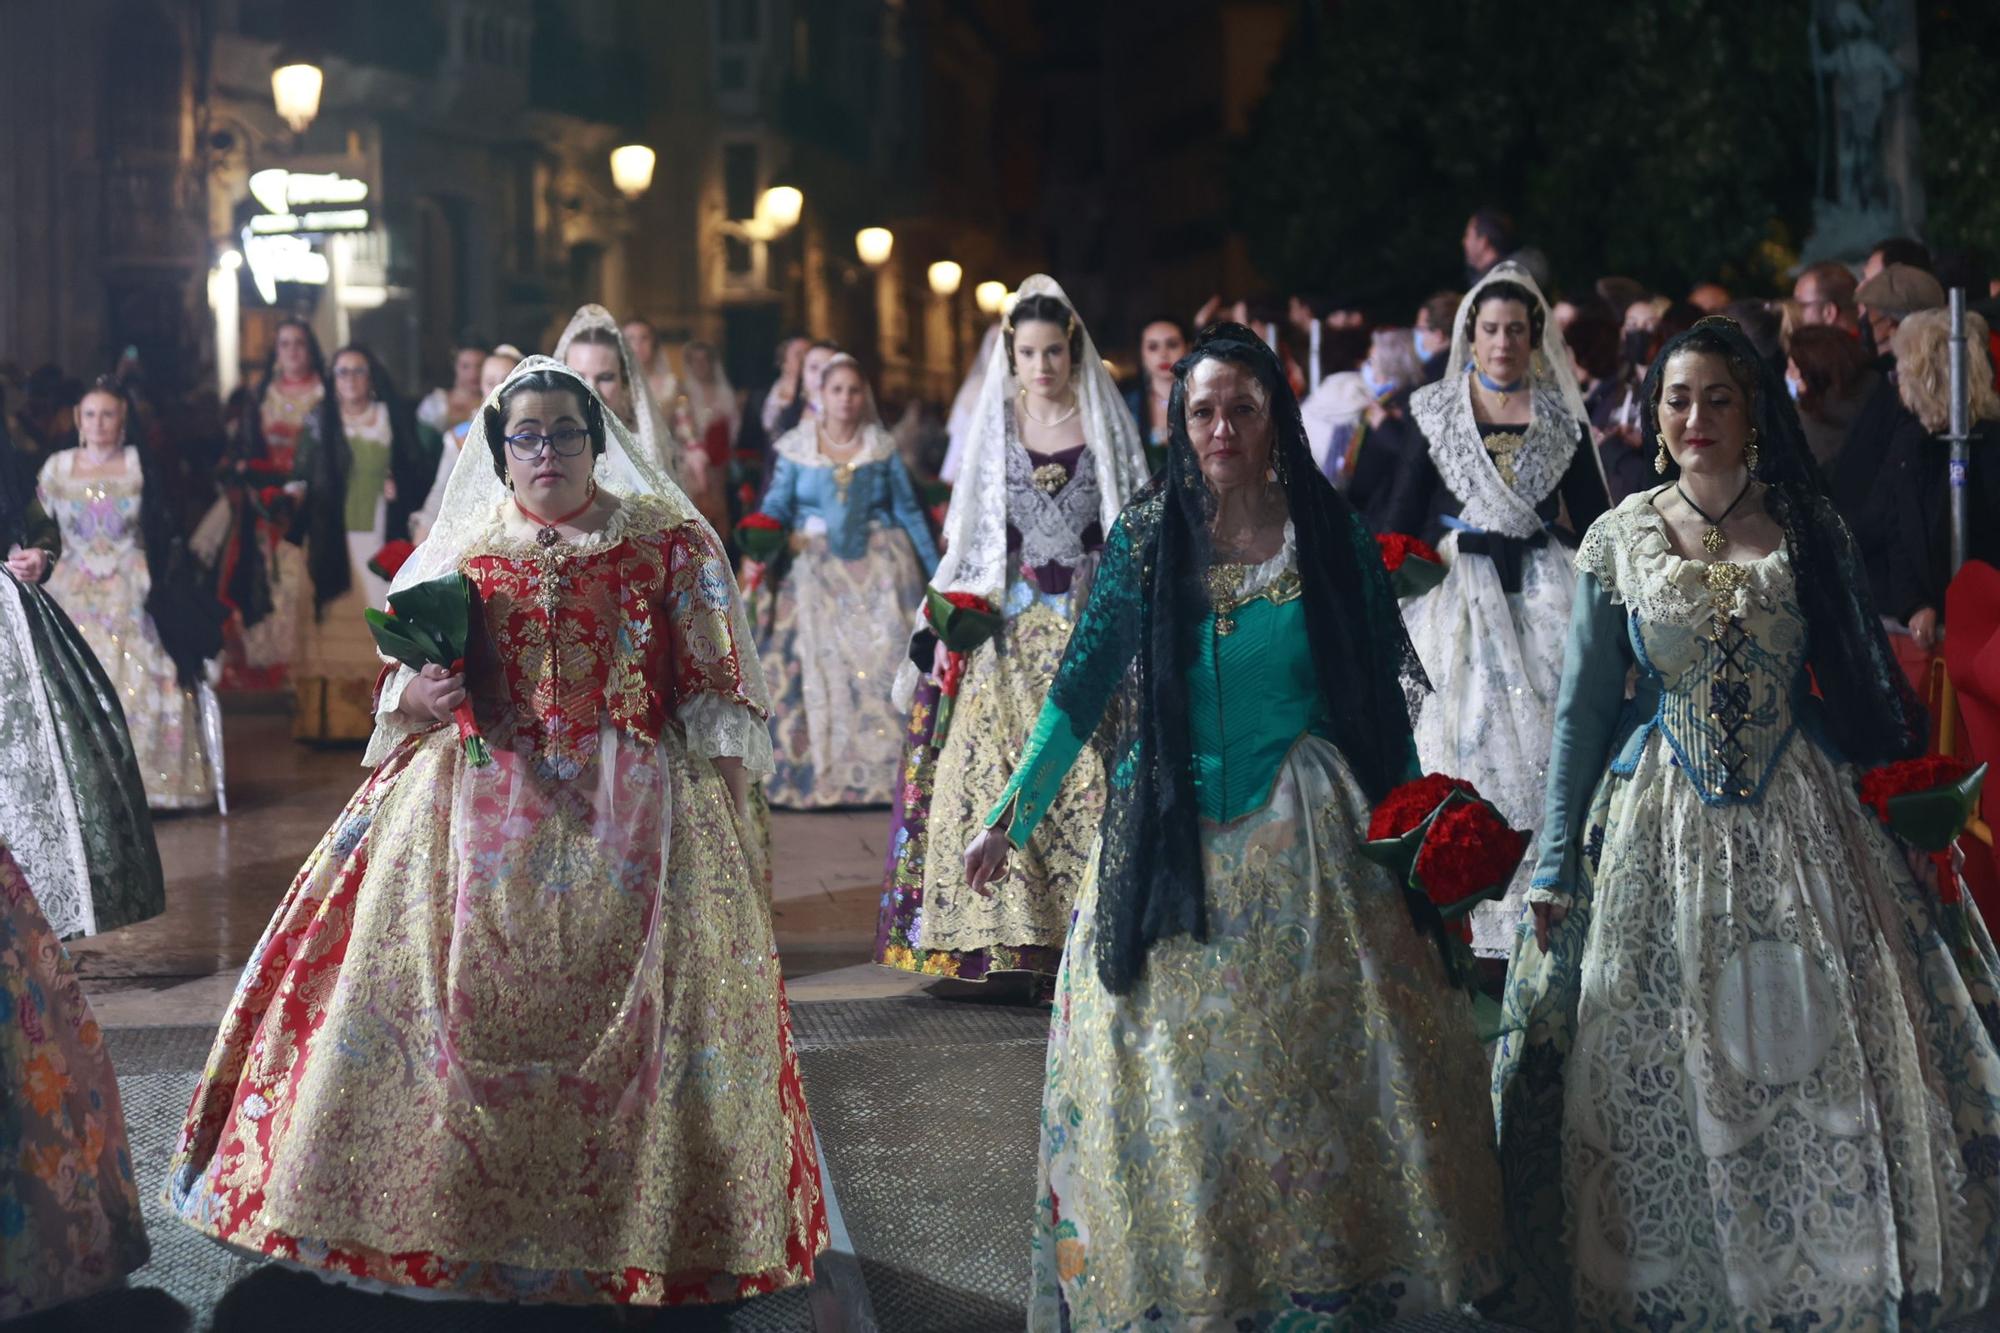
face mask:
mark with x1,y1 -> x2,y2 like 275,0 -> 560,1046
1362,362 -> 1399,399
1410,329 -> 1427,363
1620,329 -> 1652,367
1786,377 -> 1803,401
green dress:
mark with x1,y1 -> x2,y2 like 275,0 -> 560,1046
0,495 -> 164,937
989,513 -> 1502,1331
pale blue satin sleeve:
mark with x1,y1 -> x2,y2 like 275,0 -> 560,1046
885,454 -> 940,575
1528,570 -> 1633,907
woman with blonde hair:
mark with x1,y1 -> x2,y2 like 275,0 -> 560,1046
1895,307 -> 2000,575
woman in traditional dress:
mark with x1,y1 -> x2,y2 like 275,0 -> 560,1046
412,344 -> 522,543
679,339 -> 738,534
558,304 -> 696,492
291,345 -> 441,742
0,408 -> 163,937
0,838 -> 150,1316
747,353 -> 938,808
1121,314 -> 1189,474
218,319 -> 325,688
1391,262 -> 1610,956
963,323 -> 1501,1329
41,382 -> 218,810
415,338 -> 490,440
874,276 -> 1148,985
1488,318 -> 2000,1330
169,357 -> 826,1309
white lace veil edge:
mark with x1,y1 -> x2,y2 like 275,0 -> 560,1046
1445,263 -> 1590,426
554,304 -> 687,486
891,274 -> 1147,709
362,354 -> 766,765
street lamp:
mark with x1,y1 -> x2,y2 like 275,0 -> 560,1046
271,60 -> 324,134
928,261 -> 963,298
855,227 -> 894,267
756,185 -> 804,234
975,280 -> 1008,315
609,145 -> 657,200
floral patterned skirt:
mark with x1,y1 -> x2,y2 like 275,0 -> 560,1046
1488,736 -> 2000,1330
1032,736 -> 1502,1330
758,530 -> 928,809
45,559 -> 213,811
168,722 -> 827,1305
1404,537 -> 1572,957
875,597 -> 1098,981
0,841 -> 150,1317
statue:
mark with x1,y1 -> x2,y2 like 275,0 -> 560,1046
1804,0 -> 1925,263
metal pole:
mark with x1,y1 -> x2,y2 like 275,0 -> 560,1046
1948,286 -> 1970,576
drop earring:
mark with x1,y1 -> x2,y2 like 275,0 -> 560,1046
1744,428 -> 1760,472
1655,434 -> 1670,475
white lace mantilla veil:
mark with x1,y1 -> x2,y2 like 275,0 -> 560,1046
1443,261 -> 1590,425
362,354 -> 767,766
553,304 -> 687,487
940,321 -> 1003,484
891,274 -> 1148,709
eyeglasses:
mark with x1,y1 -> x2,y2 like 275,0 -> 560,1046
505,428 -> 591,461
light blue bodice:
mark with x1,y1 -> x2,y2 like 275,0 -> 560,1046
757,445 -> 939,572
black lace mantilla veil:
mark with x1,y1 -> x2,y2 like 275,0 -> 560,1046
1044,322 -> 1429,995
1641,317 -> 1926,766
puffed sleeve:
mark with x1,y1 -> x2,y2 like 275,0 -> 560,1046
757,455 -> 800,529
663,520 -> 774,777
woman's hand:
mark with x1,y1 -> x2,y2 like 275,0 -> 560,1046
713,755 -> 751,822
964,827 -> 1012,898
5,546 -> 48,583
399,662 -> 466,725
930,638 -> 951,683
1908,605 -> 1939,653
1531,900 -> 1569,953
283,480 -> 308,499
383,478 -> 399,503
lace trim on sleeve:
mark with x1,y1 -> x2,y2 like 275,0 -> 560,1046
680,693 -> 775,779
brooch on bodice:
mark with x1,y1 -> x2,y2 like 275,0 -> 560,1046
1032,462 -> 1071,496
1206,564 -> 1303,637
1483,431 -> 1528,487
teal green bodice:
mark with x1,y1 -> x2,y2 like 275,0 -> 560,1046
992,560 -> 1328,845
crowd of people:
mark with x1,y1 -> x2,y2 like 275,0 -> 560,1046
4,201 -> 2000,1331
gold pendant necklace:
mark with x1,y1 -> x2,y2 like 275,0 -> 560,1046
1675,478 -> 1754,557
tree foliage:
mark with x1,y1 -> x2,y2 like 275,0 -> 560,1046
1918,0 -> 2000,257
1234,0 -> 1820,310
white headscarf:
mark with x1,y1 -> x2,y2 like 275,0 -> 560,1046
363,355 -> 758,766
892,275 -> 1147,709
553,304 -> 687,487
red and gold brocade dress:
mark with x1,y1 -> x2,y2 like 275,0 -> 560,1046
167,494 -> 826,1306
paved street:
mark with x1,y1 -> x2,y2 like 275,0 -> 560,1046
52,706 -> 2000,1333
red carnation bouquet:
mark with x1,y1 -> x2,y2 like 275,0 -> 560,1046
365,572 -> 491,766
1858,756 -> 1988,948
1363,773 -> 1528,992
925,588 -> 1003,744
734,512 -> 787,567
367,538 -> 416,582
1375,532 -> 1447,599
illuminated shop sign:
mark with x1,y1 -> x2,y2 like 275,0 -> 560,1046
246,168 -> 371,234
243,233 -> 329,303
